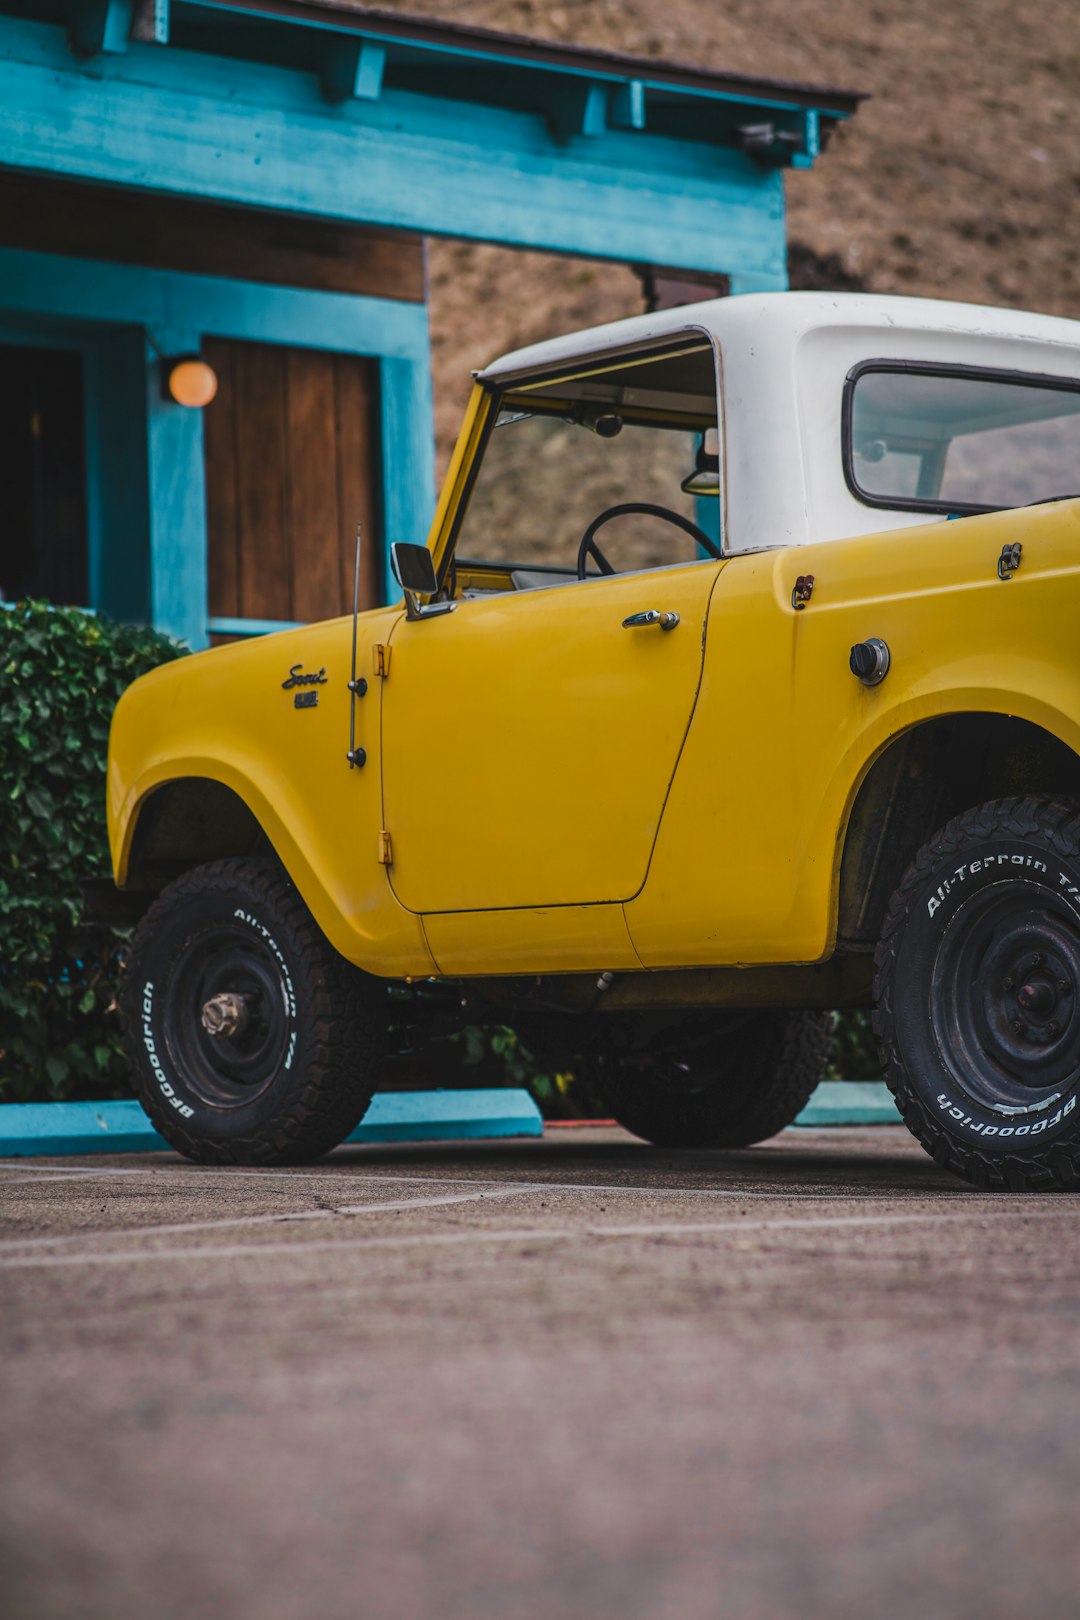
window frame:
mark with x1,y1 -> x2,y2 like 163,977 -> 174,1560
841,357 -> 1080,518
438,332 -> 723,591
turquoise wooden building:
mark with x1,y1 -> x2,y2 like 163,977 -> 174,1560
0,0 -> 862,648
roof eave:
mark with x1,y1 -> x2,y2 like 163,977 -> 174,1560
194,0 -> 868,118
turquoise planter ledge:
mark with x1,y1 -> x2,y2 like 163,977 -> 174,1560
0,1090 -> 543,1158
794,1081 -> 898,1127
0,1083 -> 897,1157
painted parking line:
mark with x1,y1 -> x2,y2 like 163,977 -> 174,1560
0,1172 -> 169,1185
0,1185 -> 539,1252
0,1158 -> 981,1204
0,1205 -> 1074,1272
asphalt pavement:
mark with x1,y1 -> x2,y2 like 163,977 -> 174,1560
2,1124 -> 1079,1620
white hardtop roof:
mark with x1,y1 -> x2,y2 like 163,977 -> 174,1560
478,292 -> 1080,382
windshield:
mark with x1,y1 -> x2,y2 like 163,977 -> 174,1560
454,341 -> 720,580
847,365 -> 1080,513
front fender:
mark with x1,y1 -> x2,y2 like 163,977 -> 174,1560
108,618 -> 433,979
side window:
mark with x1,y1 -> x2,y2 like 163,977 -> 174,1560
453,341 -> 720,587
846,364 -> 1080,515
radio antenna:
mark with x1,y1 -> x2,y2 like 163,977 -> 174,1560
346,524 -> 366,769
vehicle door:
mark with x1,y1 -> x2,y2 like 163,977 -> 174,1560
380,340 -> 724,919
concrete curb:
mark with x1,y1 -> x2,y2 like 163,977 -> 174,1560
0,1089 -> 544,1158
794,1080 -> 897,1127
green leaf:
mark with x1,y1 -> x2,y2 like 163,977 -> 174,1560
44,1055 -> 69,1086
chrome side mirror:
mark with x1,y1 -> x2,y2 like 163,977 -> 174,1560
390,541 -> 437,595
389,542 -> 454,621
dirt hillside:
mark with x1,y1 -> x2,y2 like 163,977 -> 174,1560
371,0 -> 1080,470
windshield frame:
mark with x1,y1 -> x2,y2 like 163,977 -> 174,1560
842,357 -> 1080,518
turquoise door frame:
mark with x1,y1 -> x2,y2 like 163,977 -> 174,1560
0,311 -> 152,627
0,247 -> 435,648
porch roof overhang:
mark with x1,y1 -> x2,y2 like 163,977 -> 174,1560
0,1 -> 866,281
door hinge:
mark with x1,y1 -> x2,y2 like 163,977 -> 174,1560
377,830 -> 393,865
998,541 -> 1022,580
373,642 -> 392,678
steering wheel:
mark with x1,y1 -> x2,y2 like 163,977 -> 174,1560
576,502 -> 721,580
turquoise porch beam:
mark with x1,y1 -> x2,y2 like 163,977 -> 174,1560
0,15 -> 788,283
0,249 -> 432,364
143,325 -> 208,650
380,356 -> 437,585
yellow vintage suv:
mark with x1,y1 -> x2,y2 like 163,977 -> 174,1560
109,292 -> 1080,1190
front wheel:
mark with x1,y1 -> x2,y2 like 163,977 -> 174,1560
875,796 -> 1080,1191
587,1009 -> 831,1148
120,858 -> 386,1165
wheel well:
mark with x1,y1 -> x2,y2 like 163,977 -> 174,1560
126,778 -> 268,890
838,714 -> 1080,947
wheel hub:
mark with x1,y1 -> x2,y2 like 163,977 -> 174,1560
1016,977 -> 1056,1020
992,945 -> 1074,1051
162,923 -> 291,1108
201,991 -> 253,1040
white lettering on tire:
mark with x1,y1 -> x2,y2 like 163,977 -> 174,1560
233,908 -> 297,1018
936,1090 -> 1076,1140
141,981 -> 195,1119
926,854 -> 1048,918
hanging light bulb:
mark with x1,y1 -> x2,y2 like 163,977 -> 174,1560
164,355 -> 219,409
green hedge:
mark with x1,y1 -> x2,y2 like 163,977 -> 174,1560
0,602 -> 185,1103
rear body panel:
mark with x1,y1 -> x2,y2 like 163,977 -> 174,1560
626,500 -> 1080,966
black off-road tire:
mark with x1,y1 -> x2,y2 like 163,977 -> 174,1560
120,858 -> 386,1165
590,1009 -> 831,1148
874,796 -> 1080,1192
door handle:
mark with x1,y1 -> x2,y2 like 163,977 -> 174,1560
622,609 -> 680,631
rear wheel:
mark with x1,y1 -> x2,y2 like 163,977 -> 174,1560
121,858 -> 385,1165
874,796 -> 1080,1191
588,1009 -> 831,1148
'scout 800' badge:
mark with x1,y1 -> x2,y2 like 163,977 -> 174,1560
282,665 -> 328,710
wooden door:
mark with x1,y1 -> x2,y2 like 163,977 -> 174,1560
203,339 -> 380,632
